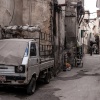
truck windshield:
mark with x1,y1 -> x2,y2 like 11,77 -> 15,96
24,45 -> 29,57
0,40 -> 28,66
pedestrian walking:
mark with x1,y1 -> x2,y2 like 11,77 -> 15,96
90,46 -> 93,56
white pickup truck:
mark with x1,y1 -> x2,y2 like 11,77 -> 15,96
0,39 -> 54,94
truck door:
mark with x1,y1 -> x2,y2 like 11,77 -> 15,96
28,42 -> 39,81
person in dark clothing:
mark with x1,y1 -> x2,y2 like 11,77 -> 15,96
90,46 -> 93,56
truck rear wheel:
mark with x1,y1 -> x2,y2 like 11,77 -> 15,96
44,72 -> 51,84
27,77 -> 36,95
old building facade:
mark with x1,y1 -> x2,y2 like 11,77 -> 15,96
0,0 -> 66,74
65,0 -> 84,63
0,0 -> 85,72
78,10 -> 91,54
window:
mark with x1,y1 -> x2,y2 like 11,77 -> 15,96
30,43 -> 36,56
24,45 -> 29,57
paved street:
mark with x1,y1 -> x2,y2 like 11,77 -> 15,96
0,54 -> 100,100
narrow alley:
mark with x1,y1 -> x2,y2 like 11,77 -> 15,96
0,54 -> 100,100
0,0 -> 100,100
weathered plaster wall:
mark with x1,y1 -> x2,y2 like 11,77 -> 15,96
0,0 -> 23,26
23,0 -> 52,34
53,0 -> 66,72
58,0 -> 65,47
11,0 -> 23,25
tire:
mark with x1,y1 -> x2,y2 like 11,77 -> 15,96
26,77 -> 36,95
44,72 -> 51,84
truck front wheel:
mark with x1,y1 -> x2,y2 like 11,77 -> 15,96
27,77 -> 36,95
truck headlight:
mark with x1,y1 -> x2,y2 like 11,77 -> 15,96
15,65 -> 25,73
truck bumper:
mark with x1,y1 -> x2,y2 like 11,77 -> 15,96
6,76 -> 26,80
0,75 -> 27,85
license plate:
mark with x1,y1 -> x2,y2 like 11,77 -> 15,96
0,76 -> 6,81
